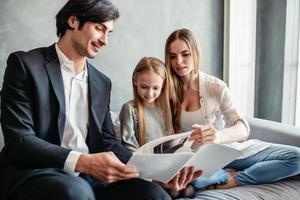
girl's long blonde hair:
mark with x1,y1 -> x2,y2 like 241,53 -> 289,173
164,28 -> 201,133
132,57 -> 174,146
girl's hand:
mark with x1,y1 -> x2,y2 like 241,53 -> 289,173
173,167 -> 202,190
189,124 -> 222,144
155,167 -> 202,191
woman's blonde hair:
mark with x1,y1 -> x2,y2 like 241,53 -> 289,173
132,57 -> 174,145
164,28 -> 201,133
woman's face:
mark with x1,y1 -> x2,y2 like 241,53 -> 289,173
169,39 -> 194,77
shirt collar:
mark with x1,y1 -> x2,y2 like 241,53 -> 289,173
75,67 -> 88,82
55,43 -> 73,67
55,43 -> 88,82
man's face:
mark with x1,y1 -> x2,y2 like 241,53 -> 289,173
71,18 -> 114,59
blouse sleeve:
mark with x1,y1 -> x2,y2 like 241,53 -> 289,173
119,102 -> 140,152
218,83 -> 250,133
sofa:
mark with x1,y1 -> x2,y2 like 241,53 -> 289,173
0,117 -> 299,199
176,117 -> 300,200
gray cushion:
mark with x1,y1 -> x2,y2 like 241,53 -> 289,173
247,117 -> 300,147
178,176 -> 300,200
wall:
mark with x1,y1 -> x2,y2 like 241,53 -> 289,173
0,0 -> 224,111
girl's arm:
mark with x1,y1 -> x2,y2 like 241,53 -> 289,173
119,102 -> 140,152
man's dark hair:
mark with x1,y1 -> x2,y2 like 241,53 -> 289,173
56,0 -> 120,37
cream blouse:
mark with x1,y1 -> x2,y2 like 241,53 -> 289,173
180,72 -> 270,159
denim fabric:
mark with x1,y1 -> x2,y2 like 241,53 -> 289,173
227,144 -> 300,185
192,144 -> 300,188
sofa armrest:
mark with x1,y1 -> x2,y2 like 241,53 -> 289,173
247,117 -> 300,147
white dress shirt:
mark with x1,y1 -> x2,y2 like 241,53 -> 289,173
55,44 -> 89,174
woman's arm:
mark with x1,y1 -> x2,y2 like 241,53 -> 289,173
190,79 -> 250,145
217,83 -> 250,143
190,120 -> 249,145
215,120 -> 249,144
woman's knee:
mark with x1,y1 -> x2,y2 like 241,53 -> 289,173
281,146 -> 300,175
289,148 -> 300,174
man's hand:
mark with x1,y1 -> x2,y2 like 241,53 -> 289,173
75,152 -> 139,183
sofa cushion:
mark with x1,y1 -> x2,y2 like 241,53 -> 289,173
247,117 -> 300,147
178,176 -> 300,200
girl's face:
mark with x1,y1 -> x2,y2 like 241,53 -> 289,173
169,39 -> 194,77
134,71 -> 164,106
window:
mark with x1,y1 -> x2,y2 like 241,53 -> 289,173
223,0 -> 257,117
282,0 -> 300,126
295,29 -> 300,126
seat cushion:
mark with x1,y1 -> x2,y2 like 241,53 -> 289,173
178,176 -> 300,200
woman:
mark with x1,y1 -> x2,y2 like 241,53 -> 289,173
164,28 -> 300,189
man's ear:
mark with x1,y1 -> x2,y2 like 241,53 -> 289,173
67,16 -> 80,29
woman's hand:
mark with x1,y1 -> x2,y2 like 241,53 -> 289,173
189,124 -> 223,145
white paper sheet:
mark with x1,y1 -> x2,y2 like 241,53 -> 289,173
128,144 -> 242,183
185,144 -> 243,178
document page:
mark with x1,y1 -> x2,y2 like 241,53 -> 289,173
127,131 -> 242,183
186,144 -> 242,178
128,152 -> 194,183
137,131 -> 193,154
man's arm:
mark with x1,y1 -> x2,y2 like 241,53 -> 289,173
1,52 -> 70,168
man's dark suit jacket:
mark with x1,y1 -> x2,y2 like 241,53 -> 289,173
0,44 -> 131,199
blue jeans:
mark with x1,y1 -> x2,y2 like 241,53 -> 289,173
192,144 -> 300,188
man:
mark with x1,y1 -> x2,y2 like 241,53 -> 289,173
0,0 -> 172,199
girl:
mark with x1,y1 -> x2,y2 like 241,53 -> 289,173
120,57 -> 173,151
119,57 -> 200,198
164,28 -> 300,190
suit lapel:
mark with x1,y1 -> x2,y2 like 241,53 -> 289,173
87,63 -> 105,153
44,44 -> 65,141
88,64 -> 103,109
